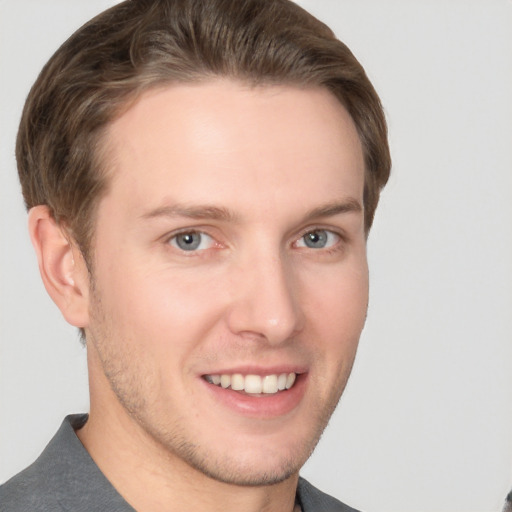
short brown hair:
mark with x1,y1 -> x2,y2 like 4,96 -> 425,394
17,0 -> 391,259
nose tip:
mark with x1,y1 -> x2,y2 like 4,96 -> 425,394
226,258 -> 304,345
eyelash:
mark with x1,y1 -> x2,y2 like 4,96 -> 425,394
166,229 -> 218,253
293,227 -> 346,255
164,227 -> 346,255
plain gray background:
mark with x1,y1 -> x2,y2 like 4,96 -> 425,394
1,1 -> 511,511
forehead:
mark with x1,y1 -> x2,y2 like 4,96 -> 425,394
100,80 -> 364,219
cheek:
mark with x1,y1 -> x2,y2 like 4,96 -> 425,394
303,262 -> 368,401
303,258 -> 368,322
302,258 -> 369,348
95,261 -> 228,354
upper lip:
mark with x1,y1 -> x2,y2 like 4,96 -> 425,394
201,365 -> 308,376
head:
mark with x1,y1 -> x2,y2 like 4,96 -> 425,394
19,0 -> 391,492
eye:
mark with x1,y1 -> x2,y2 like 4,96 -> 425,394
296,229 -> 340,249
169,231 -> 215,251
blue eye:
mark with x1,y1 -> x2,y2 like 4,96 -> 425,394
170,232 -> 214,251
298,229 -> 339,249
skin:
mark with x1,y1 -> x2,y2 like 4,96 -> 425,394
30,80 -> 368,512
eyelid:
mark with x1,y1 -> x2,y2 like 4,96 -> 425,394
165,228 -> 219,252
294,225 -> 345,244
162,225 -> 212,241
295,229 -> 340,249
161,224 -> 347,254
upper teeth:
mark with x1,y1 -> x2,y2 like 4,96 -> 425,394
205,373 -> 296,394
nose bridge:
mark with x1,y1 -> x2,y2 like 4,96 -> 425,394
227,243 -> 304,344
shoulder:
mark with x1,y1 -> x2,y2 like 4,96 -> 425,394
297,477 -> 361,512
0,460 -> 60,512
503,489 -> 512,512
0,415 -> 134,512
0,415 -> 88,512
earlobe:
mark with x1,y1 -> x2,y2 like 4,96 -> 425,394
28,205 -> 90,328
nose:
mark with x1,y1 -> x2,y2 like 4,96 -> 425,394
226,251 -> 305,345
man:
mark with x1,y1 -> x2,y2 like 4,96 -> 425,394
0,0 -> 390,510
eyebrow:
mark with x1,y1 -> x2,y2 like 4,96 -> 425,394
301,198 -> 362,223
140,198 -> 362,223
141,203 -> 237,222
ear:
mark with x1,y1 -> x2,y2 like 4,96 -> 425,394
28,205 -> 90,328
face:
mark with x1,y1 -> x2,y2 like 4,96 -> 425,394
84,80 -> 368,485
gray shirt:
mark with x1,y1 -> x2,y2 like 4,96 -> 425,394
503,490 -> 512,512
0,415 -> 359,512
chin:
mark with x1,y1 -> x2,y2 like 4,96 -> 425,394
158,427 -> 320,488
186,450 -> 304,487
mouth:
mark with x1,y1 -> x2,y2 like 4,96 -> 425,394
201,369 -> 307,417
203,372 -> 297,395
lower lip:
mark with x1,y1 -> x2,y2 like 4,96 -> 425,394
201,374 -> 308,419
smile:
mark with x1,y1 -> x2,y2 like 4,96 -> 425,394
204,373 -> 297,394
